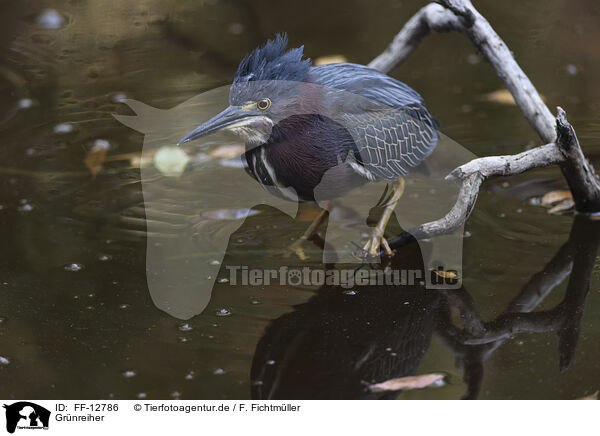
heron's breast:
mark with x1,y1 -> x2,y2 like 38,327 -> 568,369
245,114 -> 367,201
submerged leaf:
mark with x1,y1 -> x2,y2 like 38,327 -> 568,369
84,139 -> 110,178
366,373 -> 445,392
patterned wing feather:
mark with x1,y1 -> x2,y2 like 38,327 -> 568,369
311,63 -> 439,180
342,103 -> 439,180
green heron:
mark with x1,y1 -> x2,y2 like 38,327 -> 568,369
179,34 -> 439,257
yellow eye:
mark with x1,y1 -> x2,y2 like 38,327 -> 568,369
257,98 -> 271,110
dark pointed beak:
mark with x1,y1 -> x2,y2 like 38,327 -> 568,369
177,105 -> 250,145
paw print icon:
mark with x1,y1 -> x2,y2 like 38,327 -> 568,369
286,269 -> 303,286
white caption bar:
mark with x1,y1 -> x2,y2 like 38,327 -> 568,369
0,400 -> 596,435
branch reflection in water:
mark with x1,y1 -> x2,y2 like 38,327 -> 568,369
242,215 -> 599,399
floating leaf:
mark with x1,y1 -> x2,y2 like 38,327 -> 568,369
577,391 -> 598,400
539,190 -> 575,214
366,373 -> 445,392
208,144 -> 245,160
84,139 -> 110,178
314,55 -> 348,65
548,200 -> 575,214
432,270 -> 457,279
153,146 -> 190,177
541,190 -> 573,206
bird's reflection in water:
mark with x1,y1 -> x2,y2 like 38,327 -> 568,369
244,211 -> 600,400
251,240 -> 441,400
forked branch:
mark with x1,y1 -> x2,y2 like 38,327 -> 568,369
368,0 -> 600,249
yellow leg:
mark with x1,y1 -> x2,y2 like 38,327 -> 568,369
362,177 -> 405,257
284,204 -> 330,260
301,208 -> 330,240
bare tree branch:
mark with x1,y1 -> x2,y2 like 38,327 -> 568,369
555,107 -> 600,212
388,173 -> 482,246
371,0 -> 555,141
368,4 -> 462,72
367,0 -> 600,249
389,112 -> 591,248
447,143 -> 564,182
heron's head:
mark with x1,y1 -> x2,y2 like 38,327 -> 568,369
178,34 -> 312,147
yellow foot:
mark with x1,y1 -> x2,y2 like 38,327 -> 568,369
283,237 -> 310,261
360,230 -> 393,258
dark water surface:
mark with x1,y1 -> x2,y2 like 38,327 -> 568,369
1,0 -> 600,399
